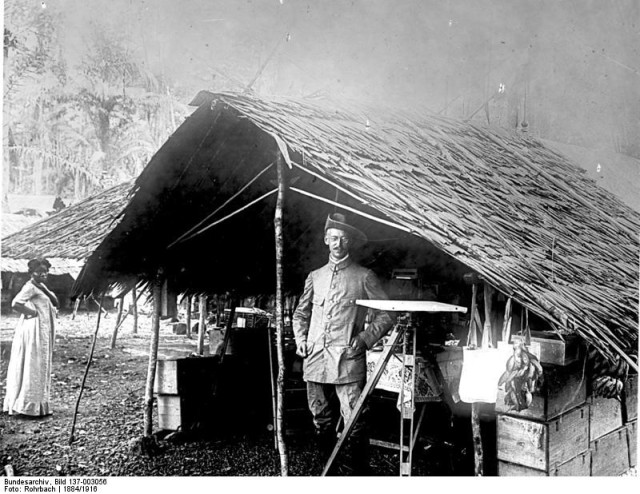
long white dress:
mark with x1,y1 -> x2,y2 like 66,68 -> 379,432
3,280 -> 56,416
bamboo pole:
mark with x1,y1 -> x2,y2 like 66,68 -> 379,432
267,326 -> 278,449
131,284 -> 138,335
274,153 -> 289,475
197,295 -> 207,355
69,294 -> 104,444
143,274 -> 162,437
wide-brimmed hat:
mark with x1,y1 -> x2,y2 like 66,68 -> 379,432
324,213 -> 367,244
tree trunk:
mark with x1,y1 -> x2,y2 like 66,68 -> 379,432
274,153 -> 289,475
143,275 -> 162,437
197,295 -> 207,355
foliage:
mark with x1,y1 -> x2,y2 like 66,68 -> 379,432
3,0 -> 187,201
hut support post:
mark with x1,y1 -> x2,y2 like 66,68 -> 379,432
471,403 -> 483,476
197,295 -> 207,354
143,273 -> 163,437
132,284 -> 138,335
69,294 -> 104,444
274,153 -> 289,475
185,295 -> 192,339
110,296 -> 125,349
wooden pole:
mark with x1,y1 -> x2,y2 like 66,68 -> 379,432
267,326 -> 278,449
143,273 -> 162,437
471,402 -> 484,476
197,295 -> 207,355
72,297 -> 81,320
110,296 -> 125,349
274,153 -> 289,475
185,294 -> 192,339
132,284 -> 138,335
69,294 -> 104,444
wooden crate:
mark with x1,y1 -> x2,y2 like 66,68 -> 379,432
498,450 -> 591,476
496,362 -> 586,421
590,426 -> 630,476
157,393 -> 217,431
589,395 -> 623,441
627,420 -> 637,468
154,356 -> 219,395
511,332 -> 581,366
624,374 -> 637,422
497,405 -> 589,471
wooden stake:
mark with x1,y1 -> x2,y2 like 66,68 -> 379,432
72,297 -> 81,320
69,294 -> 104,444
143,274 -> 162,437
274,153 -> 289,476
197,295 -> 207,355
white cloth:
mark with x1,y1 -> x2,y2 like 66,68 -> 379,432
3,281 -> 56,416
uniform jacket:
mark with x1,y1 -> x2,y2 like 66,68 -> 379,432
292,256 -> 394,384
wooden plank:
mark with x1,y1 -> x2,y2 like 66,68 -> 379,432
157,395 -> 182,431
497,406 -> 589,471
590,395 -> 623,441
496,362 -> 587,421
154,360 -> 179,395
624,374 -> 637,422
498,451 -> 591,476
627,420 -> 637,468
590,426 -> 630,476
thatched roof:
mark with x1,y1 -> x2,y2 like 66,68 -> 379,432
1,181 -> 133,277
73,91 -> 639,364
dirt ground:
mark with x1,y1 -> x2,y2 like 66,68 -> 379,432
0,309 -> 470,477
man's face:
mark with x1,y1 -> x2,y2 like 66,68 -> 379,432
325,228 -> 351,260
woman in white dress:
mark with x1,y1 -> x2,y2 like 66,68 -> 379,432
3,258 -> 59,417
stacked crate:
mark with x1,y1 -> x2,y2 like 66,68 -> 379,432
154,356 -> 219,431
496,361 -> 590,476
497,344 -> 636,476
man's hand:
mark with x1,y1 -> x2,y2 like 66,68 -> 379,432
296,341 -> 310,358
350,334 -> 368,353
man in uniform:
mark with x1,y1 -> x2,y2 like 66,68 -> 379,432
292,213 -> 394,475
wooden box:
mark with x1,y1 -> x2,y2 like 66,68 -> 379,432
154,356 -> 219,395
498,450 -> 591,476
496,406 -> 589,471
590,426 -> 629,476
496,362 -> 586,421
157,393 -> 216,431
589,395 -> 623,441
627,420 -> 637,468
624,374 -> 637,422
511,332 -> 581,366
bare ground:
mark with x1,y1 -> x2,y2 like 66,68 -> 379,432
0,309 -> 466,477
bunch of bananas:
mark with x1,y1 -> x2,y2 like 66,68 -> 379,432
498,341 -> 544,411
588,347 -> 630,399
591,375 -> 624,399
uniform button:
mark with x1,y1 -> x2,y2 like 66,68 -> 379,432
326,314 -> 332,319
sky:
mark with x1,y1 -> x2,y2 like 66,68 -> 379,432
9,0 -> 640,152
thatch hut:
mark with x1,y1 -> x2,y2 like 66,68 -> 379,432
1,181 -> 133,308
72,91 -> 638,366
